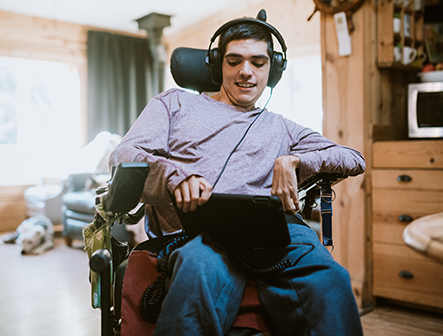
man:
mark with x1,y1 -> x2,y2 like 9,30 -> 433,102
109,15 -> 365,336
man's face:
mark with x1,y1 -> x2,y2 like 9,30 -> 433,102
218,39 -> 270,110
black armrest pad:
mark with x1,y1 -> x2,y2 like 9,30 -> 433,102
101,162 -> 150,214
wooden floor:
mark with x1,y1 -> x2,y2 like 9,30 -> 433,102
361,303 -> 443,336
1,236 -> 442,336
0,236 -> 101,336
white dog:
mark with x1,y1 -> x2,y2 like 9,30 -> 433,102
16,216 -> 54,255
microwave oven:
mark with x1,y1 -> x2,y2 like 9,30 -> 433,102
408,82 -> 443,138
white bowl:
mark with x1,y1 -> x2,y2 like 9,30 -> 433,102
418,70 -> 443,82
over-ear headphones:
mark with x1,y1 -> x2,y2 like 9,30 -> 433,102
205,9 -> 287,89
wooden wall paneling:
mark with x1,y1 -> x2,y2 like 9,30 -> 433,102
378,70 -> 393,126
164,0 -> 321,60
388,70 -> 412,138
371,71 -> 398,140
321,1 -> 376,309
0,185 -> 32,232
0,11 -> 87,64
361,0 -> 379,309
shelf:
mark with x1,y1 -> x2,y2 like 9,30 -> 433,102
377,62 -> 422,70
377,0 -> 425,69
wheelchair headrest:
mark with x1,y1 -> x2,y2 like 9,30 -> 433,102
170,47 -> 221,93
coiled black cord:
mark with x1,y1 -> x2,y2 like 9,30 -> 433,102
213,237 -> 293,275
140,234 -> 189,323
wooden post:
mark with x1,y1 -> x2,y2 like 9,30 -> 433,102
320,2 -> 376,309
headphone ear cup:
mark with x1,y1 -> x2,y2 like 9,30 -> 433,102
208,48 -> 222,85
268,51 -> 286,88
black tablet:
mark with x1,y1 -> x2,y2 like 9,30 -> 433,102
173,193 -> 291,248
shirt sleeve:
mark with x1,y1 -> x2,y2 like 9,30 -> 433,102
108,93 -> 201,204
284,119 -> 366,183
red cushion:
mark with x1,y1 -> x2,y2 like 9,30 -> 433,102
121,250 -> 268,335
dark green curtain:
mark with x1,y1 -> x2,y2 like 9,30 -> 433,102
87,30 -> 154,141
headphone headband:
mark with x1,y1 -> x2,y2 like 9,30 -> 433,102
209,17 -> 287,56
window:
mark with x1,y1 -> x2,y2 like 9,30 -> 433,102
257,55 -> 323,134
0,56 -> 82,186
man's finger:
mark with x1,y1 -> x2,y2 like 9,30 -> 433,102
188,177 -> 201,212
180,182 -> 191,213
174,188 -> 183,210
198,181 -> 212,206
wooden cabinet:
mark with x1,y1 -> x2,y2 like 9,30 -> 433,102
378,0 -> 424,69
372,140 -> 443,309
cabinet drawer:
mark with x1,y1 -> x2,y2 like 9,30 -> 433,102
372,169 -> 443,191
373,222 -> 407,245
372,189 -> 443,224
373,245 -> 443,309
373,140 -> 443,169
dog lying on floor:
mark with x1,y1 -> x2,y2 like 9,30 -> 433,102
15,216 -> 54,255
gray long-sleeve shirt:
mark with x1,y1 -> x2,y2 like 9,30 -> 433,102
109,88 -> 365,237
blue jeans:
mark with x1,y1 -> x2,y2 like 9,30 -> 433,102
153,219 -> 363,336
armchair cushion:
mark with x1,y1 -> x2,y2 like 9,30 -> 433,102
62,190 -> 96,215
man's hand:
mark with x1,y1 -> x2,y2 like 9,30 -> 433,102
173,175 -> 213,213
271,155 -> 301,214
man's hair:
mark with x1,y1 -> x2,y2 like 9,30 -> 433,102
218,23 -> 274,59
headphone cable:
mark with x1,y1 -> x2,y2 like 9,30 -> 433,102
213,88 -> 273,189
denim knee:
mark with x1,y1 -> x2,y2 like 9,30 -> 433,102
156,233 -> 247,336
168,233 -> 230,276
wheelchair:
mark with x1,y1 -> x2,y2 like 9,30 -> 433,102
87,47 -> 348,336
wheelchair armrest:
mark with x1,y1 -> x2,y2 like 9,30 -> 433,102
98,162 -> 150,215
298,173 -> 347,220
298,173 -> 347,198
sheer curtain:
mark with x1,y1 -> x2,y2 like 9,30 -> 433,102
87,30 -> 154,141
